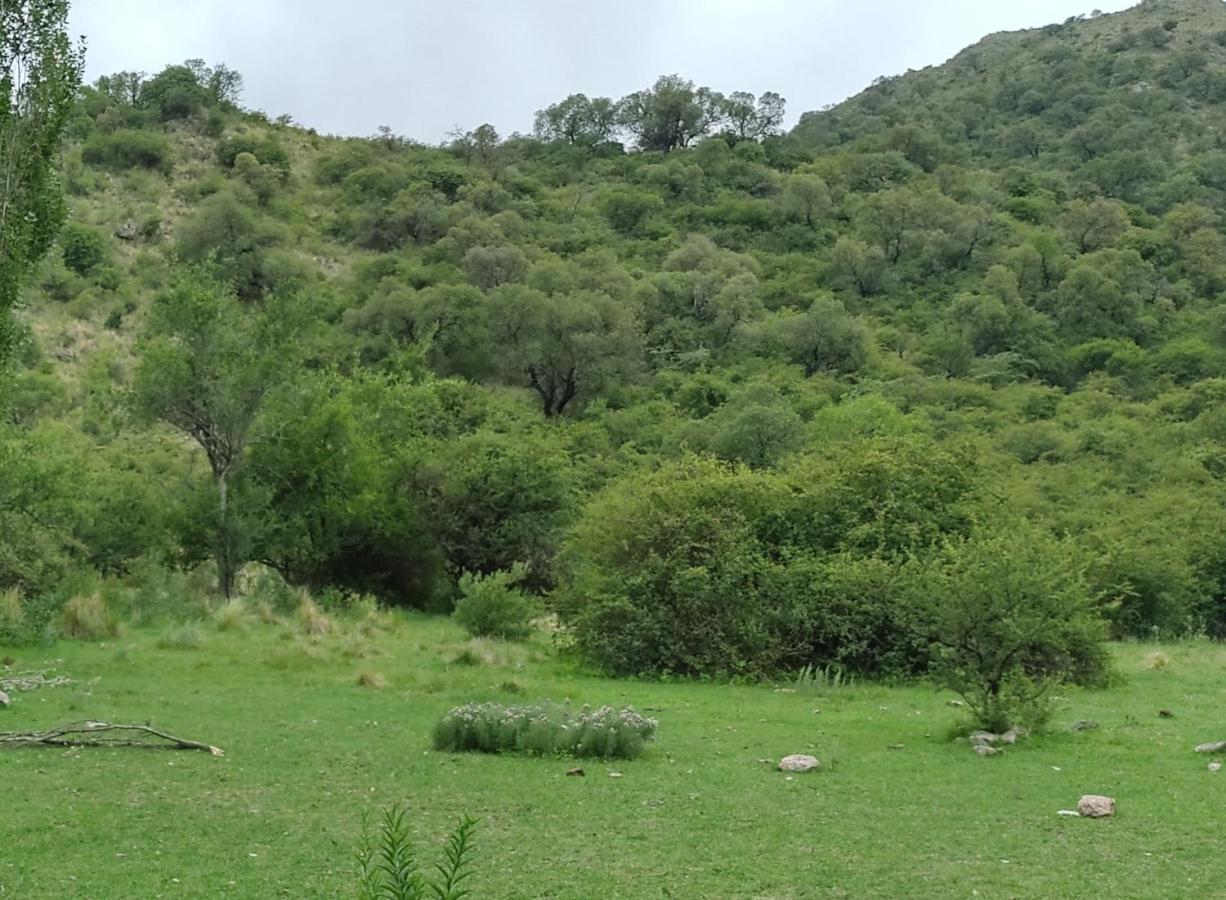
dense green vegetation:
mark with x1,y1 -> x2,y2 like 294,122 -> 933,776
5,0 -> 1226,699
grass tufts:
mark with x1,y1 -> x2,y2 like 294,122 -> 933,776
158,622 -> 207,649
57,594 -> 120,641
295,592 -> 334,636
212,598 -> 251,632
793,663 -> 856,693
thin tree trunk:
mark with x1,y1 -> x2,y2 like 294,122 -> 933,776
216,469 -> 235,599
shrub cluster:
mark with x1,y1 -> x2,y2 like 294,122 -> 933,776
81,129 -> 172,172
433,701 -> 658,759
556,440 -> 977,678
452,565 -> 537,641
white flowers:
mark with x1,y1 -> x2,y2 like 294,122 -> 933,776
434,700 -> 658,758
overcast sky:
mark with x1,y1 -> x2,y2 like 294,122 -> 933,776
69,0 -> 1139,143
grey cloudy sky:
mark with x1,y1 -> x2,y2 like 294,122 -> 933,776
69,1 -> 1138,142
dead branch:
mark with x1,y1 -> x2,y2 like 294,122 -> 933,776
0,669 -> 72,693
0,721 -> 224,756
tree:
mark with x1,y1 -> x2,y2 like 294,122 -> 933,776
139,63 -> 209,120
0,0 -> 84,369
617,75 -> 724,153
486,286 -> 642,416
759,296 -> 873,377
133,275 -> 306,597
1061,198 -> 1129,254
94,70 -> 144,105
719,91 -> 786,141
780,174 -> 832,229
533,93 -> 617,148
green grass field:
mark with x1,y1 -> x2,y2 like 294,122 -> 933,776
1,614 -> 1224,899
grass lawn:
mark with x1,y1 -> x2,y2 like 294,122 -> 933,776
1,612 -> 1224,898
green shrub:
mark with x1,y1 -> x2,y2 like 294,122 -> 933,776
81,130 -> 172,172
557,442 -> 977,678
355,803 -> 478,900
59,223 -> 110,276
917,525 -> 1109,733
452,565 -> 536,641
216,135 -> 290,179
433,701 -> 658,759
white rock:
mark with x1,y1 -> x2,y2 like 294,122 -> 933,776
778,754 -> 819,773
1057,810 -> 1081,817
1209,762 -> 1222,773
974,745 -> 1001,757
1194,741 -> 1226,754
1077,795 -> 1116,818
0,690 -> 9,707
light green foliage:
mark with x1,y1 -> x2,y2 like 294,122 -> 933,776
918,525 -> 1109,732
453,565 -> 537,641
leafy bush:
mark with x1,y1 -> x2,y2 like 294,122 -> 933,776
216,135 -> 290,179
81,130 -> 171,172
433,701 -> 658,759
557,441 -> 977,677
917,525 -> 1109,733
59,223 -> 110,276
355,803 -> 478,900
452,565 -> 536,641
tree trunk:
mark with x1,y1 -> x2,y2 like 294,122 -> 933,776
215,469 -> 235,599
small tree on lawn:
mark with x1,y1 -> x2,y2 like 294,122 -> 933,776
919,524 -> 1109,733
133,273 -> 307,597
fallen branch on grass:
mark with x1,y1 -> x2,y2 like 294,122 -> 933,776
0,721 -> 224,756
0,670 -> 72,693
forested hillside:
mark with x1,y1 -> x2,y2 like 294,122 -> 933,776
4,0 -> 1226,678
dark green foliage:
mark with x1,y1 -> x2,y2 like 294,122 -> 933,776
81,130 -> 171,172
216,134 -> 290,179
432,701 -> 658,759
557,440 -> 980,677
59,222 -> 109,275
139,64 -> 209,120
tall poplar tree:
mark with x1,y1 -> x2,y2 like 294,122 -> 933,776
0,0 -> 83,370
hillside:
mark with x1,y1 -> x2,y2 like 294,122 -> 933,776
3,2 -> 1226,666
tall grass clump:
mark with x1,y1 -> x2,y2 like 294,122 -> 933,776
355,803 -> 478,900
57,593 -> 120,640
0,589 -> 26,641
433,701 -> 658,760
452,565 -> 536,641
793,663 -> 856,693
158,622 -> 207,649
